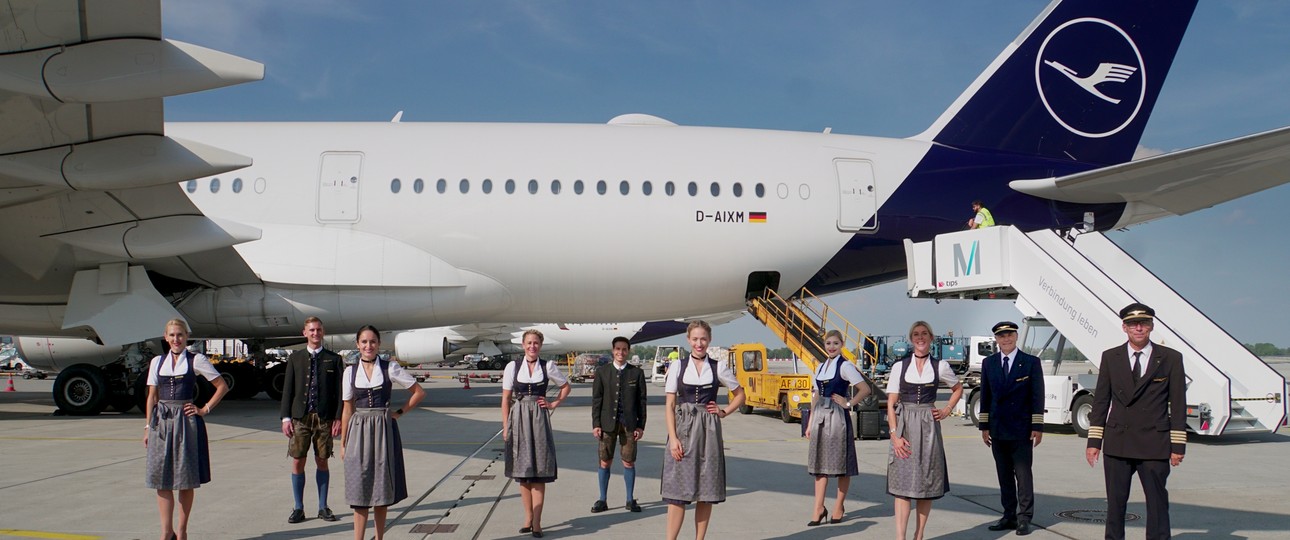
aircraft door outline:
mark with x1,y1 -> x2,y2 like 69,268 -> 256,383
317,152 -> 364,223
835,159 -> 877,231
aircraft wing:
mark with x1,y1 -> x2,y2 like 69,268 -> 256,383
1009,126 -> 1290,226
0,1 -> 264,345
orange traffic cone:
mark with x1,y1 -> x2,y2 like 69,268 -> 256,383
461,374 -> 472,390
4,373 -> 14,392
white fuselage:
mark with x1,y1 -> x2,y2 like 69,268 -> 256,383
167,121 -> 928,337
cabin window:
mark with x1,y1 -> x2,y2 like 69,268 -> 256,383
186,180 -> 198,193
596,180 -> 607,195
710,182 -> 720,197
413,178 -> 424,194
732,182 -> 743,197
551,179 -> 562,194
436,178 -> 447,194
528,179 -> 539,194
687,182 -> 697,196
642,181 -> 653,196
210,178 -> 220,193
390,178 -> 401,193
505,179 -> 516,194
574,180 -> 585,194
459,178 -> 470,194
755,183 -> 765,198
619,181 -> 630,195
665,181 -> 675,196
482,178 -> 493,193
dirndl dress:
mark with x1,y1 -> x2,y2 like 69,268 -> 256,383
807,357 -> 859,477
344,360 -> 409,508
504,360 -> 558,483
886,357 -> 950,499
661,357 -> 727,505
145,352 -> 212,490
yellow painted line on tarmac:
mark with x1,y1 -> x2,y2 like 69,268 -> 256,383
0,530 -> 100,540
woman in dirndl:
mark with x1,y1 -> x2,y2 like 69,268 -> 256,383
502,328 -> 571,538
144,318 -> 229,540
886,320 -> 962,540
340,325 -> 425,540
661,320 -> 746,540
805,329 -> 871,526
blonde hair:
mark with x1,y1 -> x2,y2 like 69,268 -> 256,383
822,329 -> 844,343
908,320 -> 933,341
522,329 -> 545,343
686,320 -> 712,338
165,318 -> 190,334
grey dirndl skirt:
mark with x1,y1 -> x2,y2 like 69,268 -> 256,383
661,402 -> 726,504
145,400 -> 211,490
886,402 -> 949,499
807,397 -> 858,477
344,407 -> 408,508
505,396 -> 558,483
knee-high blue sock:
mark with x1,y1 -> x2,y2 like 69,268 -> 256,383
623,465 -> 637,501
597,466 -> 610,502
291,473 -> 305,510
316,469 -> 331,510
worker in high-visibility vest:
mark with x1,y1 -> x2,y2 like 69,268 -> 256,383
968,200 -> 995,229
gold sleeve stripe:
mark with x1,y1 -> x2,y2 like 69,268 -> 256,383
1170,430 -> 1187,443
978,413 -> 990,421
1087,427 -> 1104,439
1031,414 -> 1044,423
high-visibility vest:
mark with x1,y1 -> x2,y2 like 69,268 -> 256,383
978,207 -> 995,227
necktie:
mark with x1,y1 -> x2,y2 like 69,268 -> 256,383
1003,355 -> 1011,376
1132,351 -> 1142,383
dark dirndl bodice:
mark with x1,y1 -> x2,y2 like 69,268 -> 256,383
157,351 -> 197,401
350,360 -> 393,408
898,355 -> 941,404
511,359 -> 549,398
816,356 -> 850,398
675,356 -> 720,403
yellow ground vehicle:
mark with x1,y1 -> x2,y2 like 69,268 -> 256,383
729,343 -> 815,422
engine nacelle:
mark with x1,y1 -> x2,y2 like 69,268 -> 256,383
393,329 -> 462,366
16,337 -> 124,372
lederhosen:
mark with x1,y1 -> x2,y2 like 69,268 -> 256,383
343,360 -> 408,508
505,359 -> 558,483
145,350 -> 212,490
807,356 -> 859,477
660,356 -> 727,505
886,355 -> 950,499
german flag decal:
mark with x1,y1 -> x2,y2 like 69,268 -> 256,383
749,211 -> 767,223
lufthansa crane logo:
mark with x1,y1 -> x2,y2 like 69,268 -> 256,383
1035,18 -> 1145,139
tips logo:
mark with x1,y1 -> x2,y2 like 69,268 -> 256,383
1035,17 -> 1145,139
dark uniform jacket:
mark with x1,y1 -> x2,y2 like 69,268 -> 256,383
977,349 -> 1045,440
591,362 -> 648,432
1087,342 -> 1187,459
279,348 -> 345,421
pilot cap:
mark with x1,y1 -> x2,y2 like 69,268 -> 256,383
1119,303 -> 1155,323
992,321 -> 1019,335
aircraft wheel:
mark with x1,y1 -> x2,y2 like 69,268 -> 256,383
1072,394 -> 1094,438
53,364 -> 110,416
263,363 -> 287,402
739,404 -> 753,415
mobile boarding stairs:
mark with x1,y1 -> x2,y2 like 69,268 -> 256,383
904,225 -> 1288,437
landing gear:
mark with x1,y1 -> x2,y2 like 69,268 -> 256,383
53,364 -> 110,416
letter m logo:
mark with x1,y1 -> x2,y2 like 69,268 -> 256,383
953,241 -> 980,277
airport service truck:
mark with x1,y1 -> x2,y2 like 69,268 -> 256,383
962,317 -> 1103,436
730,343 -> 815,423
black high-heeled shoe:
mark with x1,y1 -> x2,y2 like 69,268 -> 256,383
807,508 -> 829,526
830,506 -> 844,524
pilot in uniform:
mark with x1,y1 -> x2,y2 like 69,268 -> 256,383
977,321 -> 1044,536
1086,303 -> 1187,540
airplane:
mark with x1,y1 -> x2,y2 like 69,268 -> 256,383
388,320 -> 696,368
3,0 -> 1289,415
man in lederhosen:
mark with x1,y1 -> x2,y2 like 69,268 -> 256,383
978,321 -> 1044,536
280,316 -> 345,523
590,336 -> 647,513
1086,303 -> 1187,540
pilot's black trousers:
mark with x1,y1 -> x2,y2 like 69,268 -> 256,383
991,438 -> 1034,522
1103,455 -> 1170,540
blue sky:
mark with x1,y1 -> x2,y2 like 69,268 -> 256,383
163,1 -> 1290,347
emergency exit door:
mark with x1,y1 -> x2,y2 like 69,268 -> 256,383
317,152 -> 363,223
836,159 -> 877,231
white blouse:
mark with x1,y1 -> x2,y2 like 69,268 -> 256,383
147,351 -> 220,385
884,356 -> 959,394
664,356 -> 741,393
813,356 -> 866,385
342,360 -> 418,400
501,359 -> 569,390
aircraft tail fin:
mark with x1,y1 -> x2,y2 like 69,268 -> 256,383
912,0 -> 1199,165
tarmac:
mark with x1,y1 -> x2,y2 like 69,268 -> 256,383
1,367 -> 1288,539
